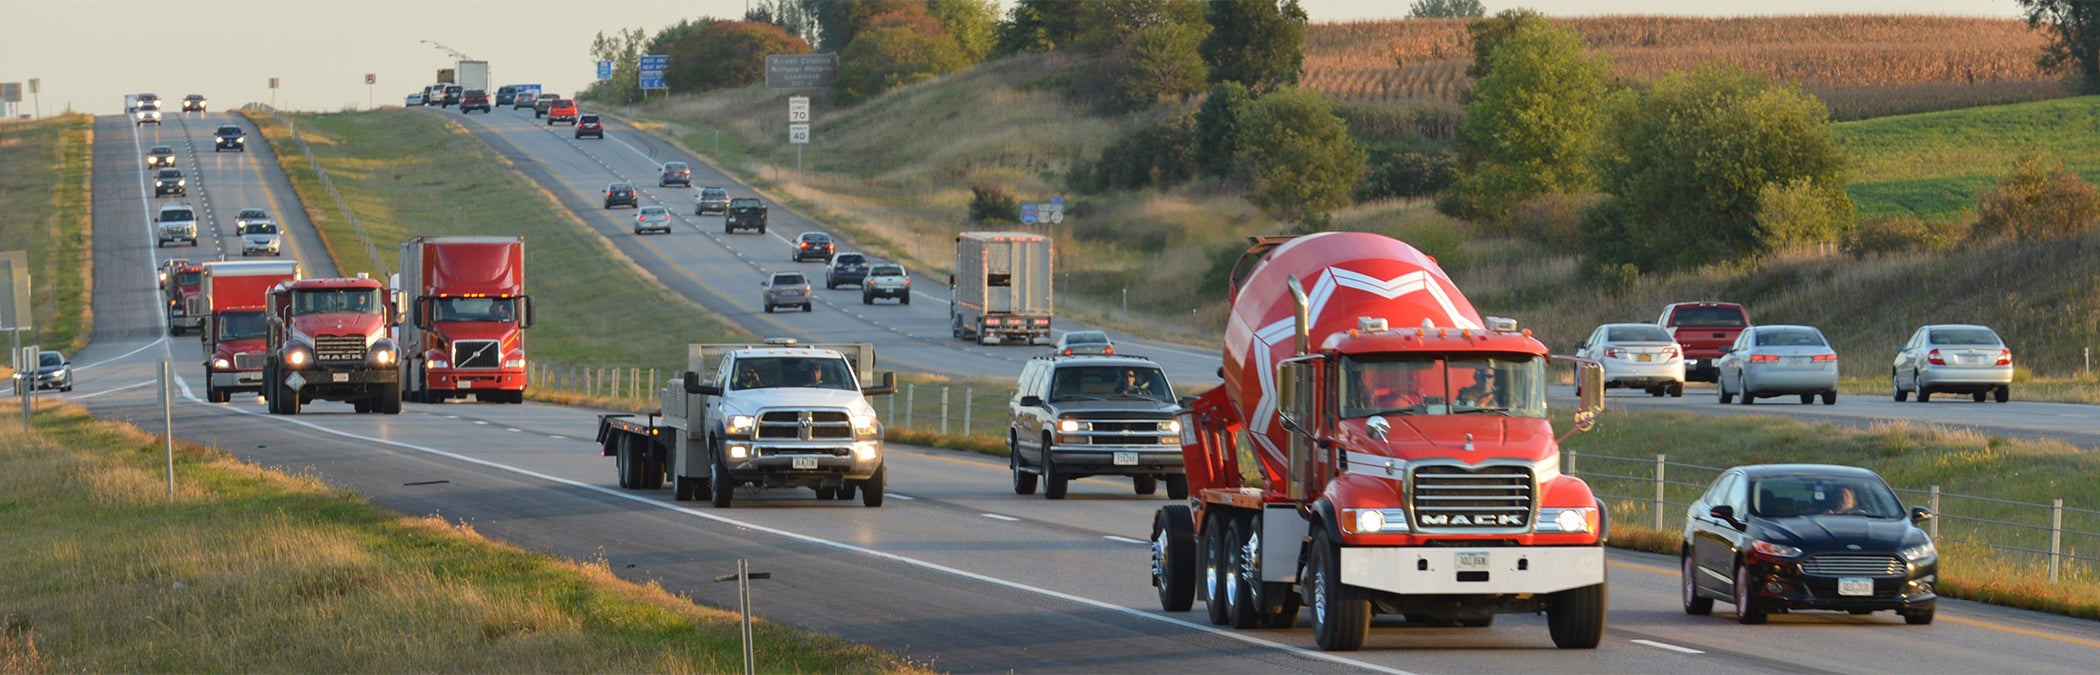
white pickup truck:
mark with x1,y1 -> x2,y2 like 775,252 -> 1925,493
595,339 -> 897,507
862,262 -> 911,305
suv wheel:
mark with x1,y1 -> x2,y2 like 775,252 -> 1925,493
1010,435 -> 1038,495
1042,437 -> 1068,500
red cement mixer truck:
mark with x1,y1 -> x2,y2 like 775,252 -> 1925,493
1147,232 -> 1609,651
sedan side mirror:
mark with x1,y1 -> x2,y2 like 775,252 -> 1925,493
1709,504 -> 1742,529
1910,506 -> 1935,525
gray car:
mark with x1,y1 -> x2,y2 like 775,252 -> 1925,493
762,271 -> 811,313
32,350 -> 73,392
1717,325 -> 1838,405
1893,324 -> 2011,403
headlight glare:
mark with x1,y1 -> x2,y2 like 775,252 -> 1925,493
1554,508 -> 1593,534
1058,419 -> 1082,433
727,445 -> 749,460
1901,540 -> 1937,562
1159,420 -> 1181,433
726,415 -> 754,435
853,441 -> 880,460
1356,509 -> 1386,533
286,349 -> 309,367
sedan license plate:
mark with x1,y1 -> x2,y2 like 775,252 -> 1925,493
1457,552 -> 1489,572
1785,356 -> 1808,366
792,457 -> 818,470
1838,577 -> 1873,596
1637,354 -> 1653,362
1113,451 -> 1139,466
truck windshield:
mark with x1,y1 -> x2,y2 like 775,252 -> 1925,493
173,271 -> 201,286
218,311 -> 268,340
730,357 -> 857,392
1340,354 -> 1546,419
292,289 -> 383,316
431,297 -> 516,323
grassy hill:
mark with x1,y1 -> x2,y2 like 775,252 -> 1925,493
1838,95 -> 2100,225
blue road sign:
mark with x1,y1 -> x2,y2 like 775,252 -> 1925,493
639,55 -> 669,90
1020,203 -> 1039,225
596,60 -> 612,80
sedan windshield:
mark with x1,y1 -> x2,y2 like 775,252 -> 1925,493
40,352 -> 63,368
1750,476 -> 1904,519
1607,325 -> 1672,342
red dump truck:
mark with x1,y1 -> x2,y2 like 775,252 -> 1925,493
1148,232 -> 1610,651
262,275 -> 405,415
200,260 -> 302,403
396,236 -> 533,403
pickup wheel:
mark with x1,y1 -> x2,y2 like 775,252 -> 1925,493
710,463 -> 735,508
863,293 -> 873,305
1152,505 -> 1197,612
860,464 -> 885,507
1010,435 -> 1038,495
1165,474 -> 1189,500
901,294 -> 910,305
763,304 -> 774,313
1134,475 -> 1159,495
802,303 -> 812,313
815,486 -> 837,500
837,483 -> 857,501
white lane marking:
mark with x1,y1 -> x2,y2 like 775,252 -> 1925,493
60,380 -> 159,400
178,401 -> 1414,674
1631,639 -> 1705,655
1104,535 -> 1147,544
888,493 -> 915,500
506,428 -> 523,433
76,338 -> 172,370
549,435 -> 568,440
981,513 -> 1020,522
474,420 -> 489,425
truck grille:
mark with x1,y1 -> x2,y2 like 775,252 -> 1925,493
233,353 -> 266,369
451,340 -> 502,369
1410,464 -> 1535,532
313,335 -> 368,362
185,297 -> 205,316
757,410 -> 854,440
1801,554 -> 1903,577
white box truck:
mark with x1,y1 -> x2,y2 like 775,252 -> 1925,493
950,231 -> 1053,345
457,60 -> 491,93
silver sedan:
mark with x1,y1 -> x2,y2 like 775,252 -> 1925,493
1717,325 -> 1838,405
1893,324 -> 2011,403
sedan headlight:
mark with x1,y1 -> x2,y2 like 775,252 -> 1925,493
726,414 -> 755,436
1750,539 -> 1803,559
1901,540 -> 1937,562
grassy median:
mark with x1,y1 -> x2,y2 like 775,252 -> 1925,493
0,114 -> 95,359
0,402 -> 926,673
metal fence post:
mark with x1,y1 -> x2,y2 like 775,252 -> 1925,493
940,386 -> 950,435
1928,485 -> 1941,540
1565,450 -> 1577,476
887,388 -> 895,424
963,388 -> 974,436
1654,454 -> 1667,531
2051,498 -> 2064,583
905,383 -> 915,430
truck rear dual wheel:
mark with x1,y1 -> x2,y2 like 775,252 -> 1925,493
1202,516 -> 1231,625
1223,518 -> 1260,628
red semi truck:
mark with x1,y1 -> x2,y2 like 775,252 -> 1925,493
395,236 -> 534,404
1148,232 -> 1610,651
164,261 -> 206,336
200,260 -> 302,403
262,275 -> 405,415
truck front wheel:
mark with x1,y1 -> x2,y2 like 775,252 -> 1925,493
1308,528 -> 1369,651
859,464 -> 886,507
1547,581 -> 1607,648
1151,505 -> 1196,612
376,382 -> 403,414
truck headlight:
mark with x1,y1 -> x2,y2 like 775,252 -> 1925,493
853,441 -> 880,461
429,359 -> 449,369
727,445 -> 750,460
504,358 -> 525,368
1340,508 -> 1408,534
726,415 -> 754,436
212,357 -> 231,369
285,346 -> 311,367
373,348 -> 395,366
1058,419 -> 1082,433
852,414 -> 879,437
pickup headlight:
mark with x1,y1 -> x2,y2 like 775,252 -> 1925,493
851,413 -> 879,437
1158,420 -> 1181,433
853,441 -> 880,461
726,415 -> 755,436
1900,540 -> 1937,562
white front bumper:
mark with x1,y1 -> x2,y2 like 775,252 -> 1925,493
1341,545 -> 1605,595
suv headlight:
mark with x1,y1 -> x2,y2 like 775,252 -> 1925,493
725,415 -> 754,436
1058,419 -> 1083,433
1158,420 -> 1181,433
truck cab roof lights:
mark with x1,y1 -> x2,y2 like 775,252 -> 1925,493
1358,317 -> 1388,332
764,337 -> 800,346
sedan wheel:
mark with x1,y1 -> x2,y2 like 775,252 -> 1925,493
1734,563 -> 1768,624
1682,553 -> 1713,615
1718,379 -> 1734,404
1737,375 -> 1755,405
1893,370 -> 1909,402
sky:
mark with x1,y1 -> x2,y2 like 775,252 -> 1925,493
1,0 -> 2029,118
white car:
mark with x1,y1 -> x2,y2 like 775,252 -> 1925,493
406,93 -> 424,106
134,108 -> 162,126
1893,324 -> 2012,403
633,205 -> 673,235
1052,330 -> 1114,356
1716,324 -> 1838,405
240,220 -> 283,256
1575,323 -> 1684,397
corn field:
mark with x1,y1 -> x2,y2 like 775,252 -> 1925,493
1304,15 -> 2066,119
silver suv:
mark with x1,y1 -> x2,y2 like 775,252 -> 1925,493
762,271 -> 811,313
1007,354 -> 1183,500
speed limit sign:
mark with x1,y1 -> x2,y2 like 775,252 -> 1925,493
364,73 -> 376,85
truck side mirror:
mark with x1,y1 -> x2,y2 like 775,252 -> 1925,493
412,297 -> 431,330
683,371 -> 722,397
518,296 -> 534,329
863,372 -> 897,396
1578,363 -> 1605,416
389,290 -> 406,326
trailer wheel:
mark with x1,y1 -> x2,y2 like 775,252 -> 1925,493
1548,580 -> 1608,648
673,475 -> 702,501
1202,513 -> 1232,625
640,449 -> 664,490
860,464 -> 886,507
1151,505 -> 1197,612
1165,474 -> 1189,500
1309,528 -> 1369,651
618,437 -> 645,489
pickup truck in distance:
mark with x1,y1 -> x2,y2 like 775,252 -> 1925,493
725,198 -> 767,234
1657,301 -> 1751,383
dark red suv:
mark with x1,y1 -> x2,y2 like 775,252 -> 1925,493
575,114 -> 604,139
459,89 -> 490,114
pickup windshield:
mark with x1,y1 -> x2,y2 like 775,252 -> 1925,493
1340,353 -> 1546,419
729,357 -> 857,392
730,198 -> 762,208
1671,306 -> 1747,327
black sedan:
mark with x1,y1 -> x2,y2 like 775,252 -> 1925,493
1682,464 -> 1937,625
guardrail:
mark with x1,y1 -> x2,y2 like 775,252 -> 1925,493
1567,450 -> 2100,582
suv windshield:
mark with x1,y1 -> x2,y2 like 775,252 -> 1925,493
730,356 -> 856,392
158,169 -> 182,179
1049,365 -> 1173,404
730,198 -> 760,208
162,208 -> 195,221
772,273 -> 806,286
1340,354 -> 1546,419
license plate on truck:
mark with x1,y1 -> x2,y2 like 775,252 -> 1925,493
1457,552 -> 1489,572
1113,451 -> 1138,466
792,457 -> 818,470
1839,577 -> 1873,596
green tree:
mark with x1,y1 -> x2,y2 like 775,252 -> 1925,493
747,0 -> 821,43
1590,62 -> 1850,271
1108,22 -> 1211,110
1440,18 -> 1611,222
1410,0 -> 1487,19
1073,0 -> 1208,56
1200,0 -> 1307,92
1237,88 -> 1367,223
929,0 -> 1000,63
1755,177 -> 1856,250
1194,81 -> 1255,178
666,20 -> 814,93
834,6 -> 969,104
2018,0 -> 2100,93
1463,8 -> 1546,80
1970,151 -> 2100,241
647,18 -> 707,56
1072,112 -> 1199,192
992,0 -> 1086,56
580,27 -> 649,104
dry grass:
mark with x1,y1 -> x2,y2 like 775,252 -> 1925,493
1304,15 -> 2072,120
0,401 -> 926,672
0,114 -> 95,356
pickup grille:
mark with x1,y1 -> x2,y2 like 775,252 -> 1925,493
757,410 -> 854,440
451,340 -> 502,369
1410,464 -> 1534,532
313,335 -> 368,363
233,353 -> 266,369
1801,554 -> 1904,577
